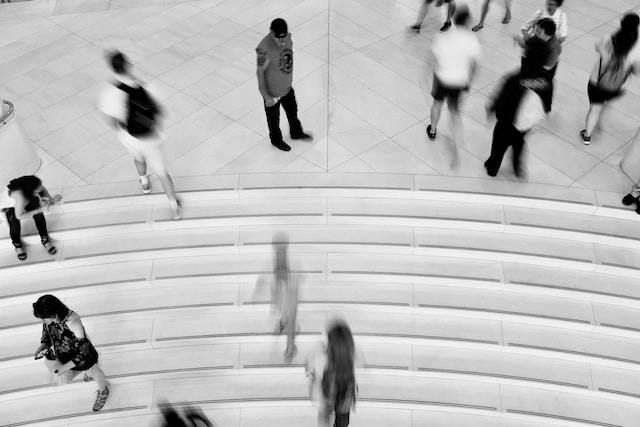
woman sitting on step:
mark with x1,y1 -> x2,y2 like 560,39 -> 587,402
0,175 -> 61,261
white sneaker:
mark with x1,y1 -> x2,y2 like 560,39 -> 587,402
139,177 -> 151,194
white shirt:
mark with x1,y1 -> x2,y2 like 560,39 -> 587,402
430,26 -> 482,87
522,8 -> 568,41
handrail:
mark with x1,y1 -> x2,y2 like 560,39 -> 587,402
1,100 -> 14,125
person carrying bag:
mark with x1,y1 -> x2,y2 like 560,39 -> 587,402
0,175 -> 61,260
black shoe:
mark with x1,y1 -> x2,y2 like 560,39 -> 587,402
272,140 -> 291,151
439,21 -> 452,32
41,238 -> 57,255
291,131 -> 313,141
426,125 -> 436,140
484,160 -> 497,177
622,193 -> 638,206
409,24 -> 421,33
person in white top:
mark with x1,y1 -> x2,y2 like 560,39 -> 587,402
98,50 -> 182,220
271,231 -> 300,363
426,5 -> 481,167
521,0 -> 568,44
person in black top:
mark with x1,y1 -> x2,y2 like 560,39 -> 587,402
33,295 -> 110,412
1,176 -> 61,261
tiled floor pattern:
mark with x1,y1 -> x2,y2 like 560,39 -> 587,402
1,0 -> 640,192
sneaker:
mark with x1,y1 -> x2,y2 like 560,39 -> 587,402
409,24 -> 421,33
272,140 -> 291,151
140,177 -> 151,194
580,130 -> 591,145
622,193 -> 638,206
92,386 -> 109,412
439,21 -> 452,32
291,131 -> 313,141
284,345 -> 298,363
171,200 -> 182,221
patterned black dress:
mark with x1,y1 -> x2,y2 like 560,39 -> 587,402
40,311 -> 99,371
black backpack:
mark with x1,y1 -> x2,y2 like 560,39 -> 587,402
118,82 -> 159,136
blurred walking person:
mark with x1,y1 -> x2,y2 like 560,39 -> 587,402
33,295 -> 109,411
0,175 -> 61,261
99,50 -> 182,219
426,5 -> 481,167
272,231 -> 300,363
472,0 -> 511,32
580,13 -> 640,145
484,54 -> 552,178
306,320 -> 360,427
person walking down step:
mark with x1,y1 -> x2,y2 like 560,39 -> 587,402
306,320 -> 362,427
0,175 -> 61,261
256,18 -> 312,152
33,295 -> 110,412
580,13 -> 640,145
271,231 -> 300,363
99,50 -> 182,220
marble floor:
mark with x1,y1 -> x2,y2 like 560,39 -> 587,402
1,0 -> 640,193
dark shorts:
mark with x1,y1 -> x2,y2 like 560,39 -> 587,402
431,75 -> 466,108
587,82 -> 622,104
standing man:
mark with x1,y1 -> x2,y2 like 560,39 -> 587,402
426,6 -> 481,166
517,18 -> 561,78
410,0 -> 457,33
256,18 -> 312,152
99,50 -> 182,220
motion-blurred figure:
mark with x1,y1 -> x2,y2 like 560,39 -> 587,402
581,13 -> 639,145
272,231 -> 300,363
158,402 -> 215,427
426,5 -> 481,167
306,320 -> 360,427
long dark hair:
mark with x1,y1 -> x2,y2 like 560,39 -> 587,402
611,13 -> 639,59
322,321 -> 356,410
33,294 -> 70,321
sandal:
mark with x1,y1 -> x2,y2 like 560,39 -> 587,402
580,129 -> 591,145
14,245 -> 26,261
472,24 -> 483,32
426,125 -> 437,140
41,238 -> 57,255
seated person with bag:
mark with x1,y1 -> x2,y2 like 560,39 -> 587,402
0,175 -> 61,260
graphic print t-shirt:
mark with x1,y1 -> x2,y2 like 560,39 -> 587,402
256,33 -> 293,98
